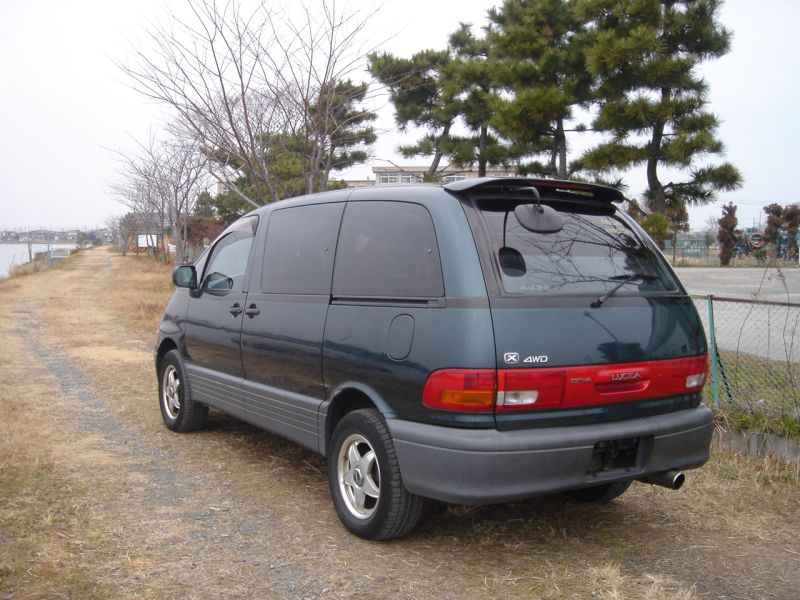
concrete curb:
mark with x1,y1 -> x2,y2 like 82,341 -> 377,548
715,427 -> 800,464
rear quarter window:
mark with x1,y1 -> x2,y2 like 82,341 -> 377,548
333,201 -> 444,298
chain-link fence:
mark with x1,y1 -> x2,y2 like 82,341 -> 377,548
693,295 -> 800,437
664,239 -> 800,267
665,240 -> 720,265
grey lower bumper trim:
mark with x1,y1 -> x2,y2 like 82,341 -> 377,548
388,407 -> 713,505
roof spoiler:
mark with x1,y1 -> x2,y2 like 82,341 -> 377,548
443,177 -> 626,203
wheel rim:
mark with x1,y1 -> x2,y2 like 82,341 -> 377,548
161,365 -> 181,420
337,433 -> 380,520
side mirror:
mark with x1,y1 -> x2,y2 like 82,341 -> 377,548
172,265 -> 197,289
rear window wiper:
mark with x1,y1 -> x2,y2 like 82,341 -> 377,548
590,273 -> 660,308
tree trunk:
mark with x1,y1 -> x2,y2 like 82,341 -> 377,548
478,124 -> 488,177
428,122 -> 452,178
321,145 -> 336,192
648,89 -> 670,214
555,118 -> 567,178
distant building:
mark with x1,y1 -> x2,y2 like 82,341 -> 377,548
372,164 -> 516,185
340,178 -> 376,189
212,182 -> 231,196
335,165 -> 517,189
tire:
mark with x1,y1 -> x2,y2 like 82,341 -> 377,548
158,349 -> 208,432
567,480 -> 632,503
328,409 -> 423,540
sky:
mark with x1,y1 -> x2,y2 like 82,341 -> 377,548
1,0 -> 798,232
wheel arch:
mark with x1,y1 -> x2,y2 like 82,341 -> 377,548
155,337 -> 180,373
321,383 -> 396,456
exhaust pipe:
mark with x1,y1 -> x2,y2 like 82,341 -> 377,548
639,470 -> 685,490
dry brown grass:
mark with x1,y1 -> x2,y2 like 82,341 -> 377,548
1,247 -> 798,599
0,326 -> 108,598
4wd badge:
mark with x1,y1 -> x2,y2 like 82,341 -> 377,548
504,353 -> 549,365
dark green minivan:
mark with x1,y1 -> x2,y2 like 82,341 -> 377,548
155,177 -> 712,540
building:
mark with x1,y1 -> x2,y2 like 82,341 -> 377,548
336,165 -> 517,189
372,164 -> 516,185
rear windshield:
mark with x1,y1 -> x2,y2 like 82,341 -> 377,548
475,198 -> 679,295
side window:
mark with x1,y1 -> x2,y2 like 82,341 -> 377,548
261,203 -> 344,294
200,217 -> 257,291
333,201 -> 444,298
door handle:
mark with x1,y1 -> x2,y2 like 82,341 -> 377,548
244,303 -> 260,317
229,303 -> 243,317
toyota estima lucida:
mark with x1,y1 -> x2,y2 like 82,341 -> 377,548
155,177 -> 712,540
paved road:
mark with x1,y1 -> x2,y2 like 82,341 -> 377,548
674,267 -> 800,302
671,268 -> 800,362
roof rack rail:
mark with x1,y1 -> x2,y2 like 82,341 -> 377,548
443,177 -> 626,203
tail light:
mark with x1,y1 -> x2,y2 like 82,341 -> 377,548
496,369 -> 564,410
422,355 -> 708,413
422,368 -> 565,412
673,355 -> 709,390
422,369 -> 495,412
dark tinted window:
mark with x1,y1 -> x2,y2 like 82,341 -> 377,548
201,216 -> 258,291
476,199 -> 678,295
333,201 -> 444,298
261,203 -> 344,294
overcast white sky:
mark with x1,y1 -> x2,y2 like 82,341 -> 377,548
1,0 -> 797,231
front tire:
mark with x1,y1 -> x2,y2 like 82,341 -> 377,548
328,409 -> 422,540
158,349 -> 208,432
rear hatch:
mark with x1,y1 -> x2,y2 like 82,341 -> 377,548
452,179 -> 707,430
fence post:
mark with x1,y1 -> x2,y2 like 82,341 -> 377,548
706,295 -> 720,406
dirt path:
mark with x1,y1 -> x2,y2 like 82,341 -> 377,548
1,249 -> 799,599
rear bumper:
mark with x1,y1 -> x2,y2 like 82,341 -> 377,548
388,407 -> 713,505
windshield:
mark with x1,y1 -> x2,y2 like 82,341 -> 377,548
475,198 -> 679,295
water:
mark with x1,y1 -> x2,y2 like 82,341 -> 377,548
0,243 -> 77,278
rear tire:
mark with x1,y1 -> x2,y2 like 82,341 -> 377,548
567,480 -> 632,503
158,350 -> 208,432
328,409 -> 423,540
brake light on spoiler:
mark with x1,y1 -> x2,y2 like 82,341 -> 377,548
422,356 -> 708,412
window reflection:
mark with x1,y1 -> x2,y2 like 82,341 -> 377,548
477,200 -> 677,295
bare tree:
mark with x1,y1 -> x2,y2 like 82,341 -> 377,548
111,160 -> 163,260
106,215 -> 137,256
703,215 -> 719,249
120,0 -> 379,204
112,132 -> 206,263
152,134 -> 207,261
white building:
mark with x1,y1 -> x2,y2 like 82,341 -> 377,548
371,164 -> 516,185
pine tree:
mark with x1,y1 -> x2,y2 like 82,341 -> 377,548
487,0 -> 591,178
577,0 -> 742,212
369,49 -> 458,179
444,24 -> 514,177
369,25 -> 516,179
310,80 -> 377,190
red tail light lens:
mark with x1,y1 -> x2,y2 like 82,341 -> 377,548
422,369 -> 496,412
